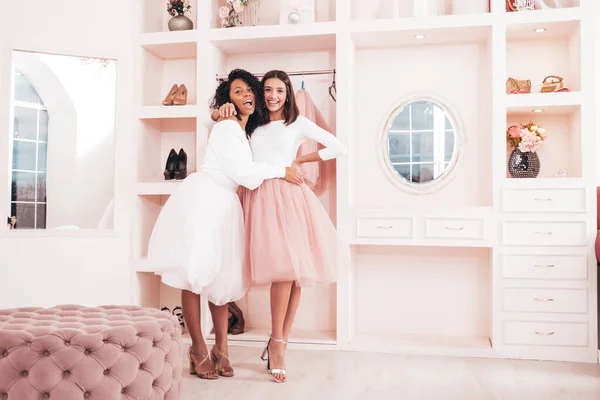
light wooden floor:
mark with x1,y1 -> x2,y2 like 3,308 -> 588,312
179,346 -> 600,400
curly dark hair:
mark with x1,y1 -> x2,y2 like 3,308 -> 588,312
211,68 -> 269,136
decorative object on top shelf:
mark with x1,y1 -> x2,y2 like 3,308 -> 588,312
541,75 -> 568,93
506,122 -> 547,178
379,94 -> 465,195
167,0 -> 193,31
506,77 -> 531,94
452,0 -> 490,15
162,83 -> 187,105
536,0 -> 563,9
279,0 -> 315,25
164,148 -> 188,180
514,0 -> 535,10
219,0 -> 260,28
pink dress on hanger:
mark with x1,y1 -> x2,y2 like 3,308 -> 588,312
239,113 -> 346,287
294,89 -> 337,196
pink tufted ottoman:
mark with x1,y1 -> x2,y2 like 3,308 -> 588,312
0,305 -> 182,400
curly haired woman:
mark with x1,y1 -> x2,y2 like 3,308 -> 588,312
147,69 -> 303,380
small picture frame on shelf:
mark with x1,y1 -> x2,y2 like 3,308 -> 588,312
279,0 -> 315,25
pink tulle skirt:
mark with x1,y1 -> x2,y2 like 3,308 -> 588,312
239,179 -> 338,287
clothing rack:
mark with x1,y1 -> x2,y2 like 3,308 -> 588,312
215,68 -> 336,81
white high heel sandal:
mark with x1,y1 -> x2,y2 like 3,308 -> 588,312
260,335 -> 287,383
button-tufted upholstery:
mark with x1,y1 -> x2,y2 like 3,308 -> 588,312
0,305 -> 182,400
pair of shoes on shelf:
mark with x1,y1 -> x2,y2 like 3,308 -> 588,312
160,306 -> 185,329
163,84 -> 188,105
164,148 -> 187,180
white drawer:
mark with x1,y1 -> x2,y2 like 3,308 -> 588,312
503,321 -> 588,347
424,217 -> 485,240
503,288 -> 587,314
356,217 -> 413,238
502,188 -> 586,213
502,221 -> 587,246
502,254 -> 588,280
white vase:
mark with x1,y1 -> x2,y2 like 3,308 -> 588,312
452,0 -> 490,14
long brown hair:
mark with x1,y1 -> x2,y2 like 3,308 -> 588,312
261,70 -> 299,126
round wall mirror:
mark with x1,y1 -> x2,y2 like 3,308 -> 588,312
380,95 -> 463,194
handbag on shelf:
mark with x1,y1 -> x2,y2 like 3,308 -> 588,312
541,75 -> 564,93
506,77 -> 531,94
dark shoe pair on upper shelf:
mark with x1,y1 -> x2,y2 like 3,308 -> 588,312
163,84 -> 188,106
164,148 -> 187,180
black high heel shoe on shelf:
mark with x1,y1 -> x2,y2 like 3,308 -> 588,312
163,149 -> 178,180
174,148 -> 187,180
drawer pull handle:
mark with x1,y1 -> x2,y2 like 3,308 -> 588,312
534,297 -> 555,302
534,198 -> 553,202
376,225 -> 393,229
535,331 -> 555,336
534,264 -> 555,268
445,226 -> 464,231
534,231 -> 553,235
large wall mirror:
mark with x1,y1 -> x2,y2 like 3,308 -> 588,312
8,51 -> 117,230
379,95 -> 464,195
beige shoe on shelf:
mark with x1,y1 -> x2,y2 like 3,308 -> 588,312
162,83 -> 179,106
173,84 -> 188,105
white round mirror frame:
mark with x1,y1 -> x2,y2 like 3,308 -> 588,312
377,93 -> 467,195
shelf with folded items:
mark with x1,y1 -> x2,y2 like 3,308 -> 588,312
137,118 -> 197,186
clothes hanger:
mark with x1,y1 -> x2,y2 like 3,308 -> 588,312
301,72 -> 305,90
328,69 -> 336,102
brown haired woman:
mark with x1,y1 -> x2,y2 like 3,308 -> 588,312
211,69 -> 346,383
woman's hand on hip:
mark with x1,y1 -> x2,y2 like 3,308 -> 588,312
284,167 -> 303,185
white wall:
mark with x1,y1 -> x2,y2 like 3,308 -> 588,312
0,0 -> 133,308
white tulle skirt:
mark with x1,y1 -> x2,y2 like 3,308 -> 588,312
146,172 -> 247,306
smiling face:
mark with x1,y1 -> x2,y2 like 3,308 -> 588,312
263,77 -> 287,114
229,78 -> 255,116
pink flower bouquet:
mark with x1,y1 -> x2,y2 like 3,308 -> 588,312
506,122 -> 547,153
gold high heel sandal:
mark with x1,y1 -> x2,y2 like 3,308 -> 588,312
188,347 -> 218,380
260,336 -> 287,383
211,346 -> 234,377
173,84 -> 187,105
162,84 -> 179,106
